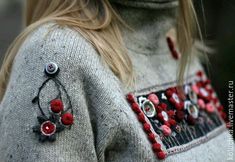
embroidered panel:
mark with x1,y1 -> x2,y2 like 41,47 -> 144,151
126,71 -> 227,160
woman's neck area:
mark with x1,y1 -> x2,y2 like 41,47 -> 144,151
111,0 -> 179,56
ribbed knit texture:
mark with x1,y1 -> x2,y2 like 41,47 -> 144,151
0,22 -> 234,162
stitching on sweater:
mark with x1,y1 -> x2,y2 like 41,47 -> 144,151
167,124 -> 227,156
126,70 -> 228,160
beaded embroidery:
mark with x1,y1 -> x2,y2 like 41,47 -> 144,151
32,62 -> 74,142
126,71 -> 227,160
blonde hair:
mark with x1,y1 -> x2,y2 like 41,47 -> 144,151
0,0 -> 198,101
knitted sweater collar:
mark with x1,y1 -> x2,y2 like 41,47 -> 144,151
110,0 -> 178,9
111,1 -> 178,56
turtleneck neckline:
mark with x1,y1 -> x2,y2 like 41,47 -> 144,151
110,0 -> 178,9
111,1 -> 178,56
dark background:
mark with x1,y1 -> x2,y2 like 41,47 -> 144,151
0,0 -> 234,132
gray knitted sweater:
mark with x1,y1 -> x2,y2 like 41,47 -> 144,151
0,2 -> 234,162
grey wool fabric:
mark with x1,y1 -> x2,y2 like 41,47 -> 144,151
0,1 -> 234,162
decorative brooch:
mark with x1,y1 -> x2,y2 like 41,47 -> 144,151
32,62 -> 74,142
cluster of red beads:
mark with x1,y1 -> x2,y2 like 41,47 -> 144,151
126,93 -> 167,160
196,71 -> 229,126
155,103 -> 177,129
50,99 -> 74,126
165,88 -> 186,123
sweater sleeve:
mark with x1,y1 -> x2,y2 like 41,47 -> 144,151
0,23 -> 98,162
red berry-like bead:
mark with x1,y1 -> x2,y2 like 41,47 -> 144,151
138,113 -> 146,123
148,133 -> 155,142
161,125 -> 172,136
164,121 -> 171,127
169,119 -> 177,126
166,90 -> 173,97
148,93 -> 160,106
157,113 -> 164,121
152,143 -> 162,152
61,113 -> 74,125
176,110 -> 185,121
143,123 -> 151,132
41,121 -> 56,136
159,103 -> 167,110
131,103 -> 141,114
50,99 -> 64,113
126,93 -> 135,103
157,151 -> 166,160
156,105 -> 163,113
196,70 -> 203,77
187,115 -> 196,125
175,102 -> 184,110
169,97 -> 176,104
218,105 -> 224,112
167,110 -> 175,117
204,79 -> 211,85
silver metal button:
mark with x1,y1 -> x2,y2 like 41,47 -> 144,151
142,99 -> 156,118
185,100 -> 199,118
185,85 -> 198,103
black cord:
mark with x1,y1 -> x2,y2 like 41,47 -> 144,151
33,76 -> 73,117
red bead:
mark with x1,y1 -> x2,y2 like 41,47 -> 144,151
175,102 -> 184,110
167,110 -> 175,118
157,151 -> 166,160
159,103 -> 167,110
206,103 -> 215,113
50,99 -> 64,113
218,105 -> 224,112
152,143 -> 162,152
131,103 -> 141,114
204,79 -> 211,85
138,113 -> 146,123
148,93 -> 160,106
207,88 -> 214,94
169,119 -> 177,126
196,82 -> 203,87
148,133 -> 156,142
166,90 -> 173,97
157,113 -> 164,121
41,121 -> 56,136
156,105 -> 163,113
143,123 -> 151,132
176,110 -> 185,121
169,97 -> 175,104
187,115 -> 196,125
196,71 -> 203,77
61,113 -> 74,125
212,98 -> 219,104
161,124 -> 172,136
126,93 -> 135,103
164,121 -> 171,127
